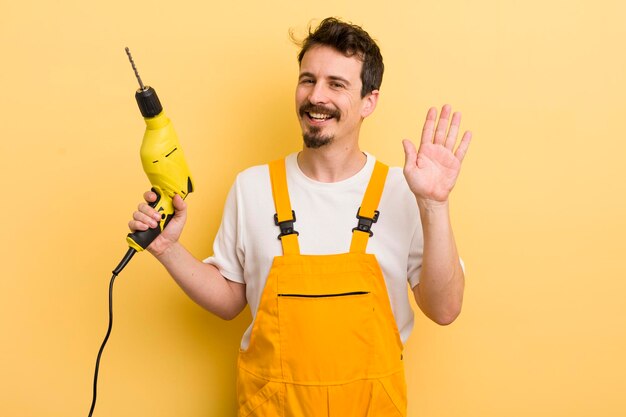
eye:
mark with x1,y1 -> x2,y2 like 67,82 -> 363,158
300,78 -> 314,85
330,81 -> 345,89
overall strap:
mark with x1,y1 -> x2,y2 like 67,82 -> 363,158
350,161 -> 389,253
268,159 -> 300,256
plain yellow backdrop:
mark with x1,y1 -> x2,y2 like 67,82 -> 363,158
1,0 -> 625,416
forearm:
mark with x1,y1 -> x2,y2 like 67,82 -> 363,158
414,199 -> 464,325
153,242 -> 247,320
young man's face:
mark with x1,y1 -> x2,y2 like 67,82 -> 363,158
295,45 -> 378,149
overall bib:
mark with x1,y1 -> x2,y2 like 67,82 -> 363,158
237,159 -> 407,417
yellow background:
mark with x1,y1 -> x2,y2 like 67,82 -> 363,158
1,0 -> 625,416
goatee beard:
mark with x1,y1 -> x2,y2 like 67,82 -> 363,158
298,102 -> 340,149
303,126 -> 334,149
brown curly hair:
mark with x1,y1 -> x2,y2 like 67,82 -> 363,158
292,17 -> 384,98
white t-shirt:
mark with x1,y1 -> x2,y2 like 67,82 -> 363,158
204,152 -> 424,349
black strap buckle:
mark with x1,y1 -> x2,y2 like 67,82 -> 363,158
274,210 -> 299,240
352,207 -> 380,237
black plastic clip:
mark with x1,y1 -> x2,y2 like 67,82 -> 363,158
274,210 -> 299,240
352,207 -> 380,237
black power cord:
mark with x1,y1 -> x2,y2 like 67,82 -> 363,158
88,248 -> 136,417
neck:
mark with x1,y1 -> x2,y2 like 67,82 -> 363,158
297,143 -> 366,183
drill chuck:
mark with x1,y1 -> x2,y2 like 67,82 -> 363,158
135,86 -> 163,118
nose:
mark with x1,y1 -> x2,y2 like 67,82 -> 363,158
308,82 -> 329,105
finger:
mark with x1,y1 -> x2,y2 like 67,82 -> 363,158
420,107 -> 437,146
138,202 -> 162,221
445,111 -> 462,151
454,131 -> 472,162
133,210 -> 158,228
143,190 -> 157,202
129,219 -> 150,232
433,104 -> 452,145
402,139 -> 418,169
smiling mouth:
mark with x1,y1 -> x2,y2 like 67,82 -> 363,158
299,104 -> 340,123
307,112 -> 333,121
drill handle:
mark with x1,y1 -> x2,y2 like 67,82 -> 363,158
126,188 -> 174,252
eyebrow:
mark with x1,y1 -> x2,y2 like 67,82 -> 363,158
299,72 -> 352,86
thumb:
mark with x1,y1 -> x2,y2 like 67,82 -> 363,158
402,139 -> 418,169
172,194 -> 187,214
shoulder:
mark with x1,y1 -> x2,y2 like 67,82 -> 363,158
235,163 -> 270,185
385,166 -> 408,187
230,163 -> 272,199
360,154 -> 412,201
378,163 -> 413,198
377,163 -> 419,222
234,153 -> 297,187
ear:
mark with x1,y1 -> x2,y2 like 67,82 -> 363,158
360,90 -> 379,119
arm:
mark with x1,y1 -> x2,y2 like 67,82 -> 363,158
413,200 -> 464,325
403,104 -> 472,325
130,191 -> 247,320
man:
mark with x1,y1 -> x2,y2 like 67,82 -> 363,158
130,17 -> 471,416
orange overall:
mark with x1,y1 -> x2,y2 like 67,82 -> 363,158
237,159 -> 407,416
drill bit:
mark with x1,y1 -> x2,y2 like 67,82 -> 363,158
125,47 -> 146,91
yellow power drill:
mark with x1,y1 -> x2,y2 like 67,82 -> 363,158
112,48 -> 194,275
89,48 -> 195,417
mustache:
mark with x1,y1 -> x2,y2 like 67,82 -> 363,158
299,103 -> 341,121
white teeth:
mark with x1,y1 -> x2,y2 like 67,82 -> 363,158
309,112 -> 331,120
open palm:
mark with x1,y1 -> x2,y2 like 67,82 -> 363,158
403,105 -> 472,203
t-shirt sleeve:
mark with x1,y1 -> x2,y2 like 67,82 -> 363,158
407,221 -> 423,289
203,178 -> 245,284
